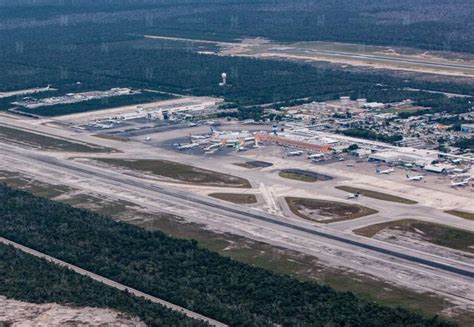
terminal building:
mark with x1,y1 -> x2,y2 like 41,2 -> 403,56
368,150 -> 437,167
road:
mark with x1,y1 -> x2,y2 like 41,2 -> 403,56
0,237 -> 227,327
1,144 -> 473,281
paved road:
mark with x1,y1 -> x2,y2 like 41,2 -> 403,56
0,237 -> 227,327
1,144 -> 473,282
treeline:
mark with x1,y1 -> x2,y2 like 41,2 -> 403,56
455,137 -> 474,150
1,0 -> 473,53
1,19 -> 474,117
0,244 -> 208,326
0,184 -> 455,326
342,128 -> 403,144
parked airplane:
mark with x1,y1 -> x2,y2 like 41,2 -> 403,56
376,167 -> 395,174
450,173 -> 471,179
288,151 -> 304,156
191,135 -> 207,140
451,178 -> 471,188
178,143 -> 199,150
308,153 -> 324,159
406,174 -> 423,181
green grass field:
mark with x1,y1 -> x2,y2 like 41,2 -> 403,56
354,219 -> 474,253
95,158 -> 251,188
0,125 -> 115,153
336,186 -> 417,204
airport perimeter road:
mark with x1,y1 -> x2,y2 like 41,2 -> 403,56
1,144 -> 473,284
0,237 -> 227,327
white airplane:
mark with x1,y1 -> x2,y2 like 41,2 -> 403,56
204,148 -> 218,155
451,178 -> 471,188
450,173 -> 470,179
346,192 -> 360,199
376,167 -> 395,175
308,153 -> 324,159
406,174 -> 423,181
288,151 -> 304,156
178,143 -> 199,150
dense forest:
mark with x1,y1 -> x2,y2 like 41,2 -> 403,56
0,184 -> 455,326
0,28 -> 473,117
0,245 -> 208,326
0,1 -> 473,117
0,0 -> 473,52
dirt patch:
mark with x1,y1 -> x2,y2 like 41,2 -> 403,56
0,296 -> 144,327
445,210 -> 474,221
209,193 -> 257,204
0,172 -> 72,199
336,186 -> 417,205
95,158 -> 251,188
286,197 -> 378,223
0,125 -> 115,153
234,161 -> 273,169
354,219 -> 474,253
279,169 -> 333,183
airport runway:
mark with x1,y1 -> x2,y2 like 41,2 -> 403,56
1,144 -> 473,284
292,48 -> 474,72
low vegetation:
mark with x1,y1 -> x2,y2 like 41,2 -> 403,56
354,219 -> 474,253
0,125 -> 114,153
0,245 -> 208,326
95,158 -> 251,188
208,193 -> 257,204
336,186 -> 418,205
92,134 -> 130,142
234,161 -> 273,169
279,169 -> 333,183
0,184 -> 453,326
286,197 -> 378,223
445,210 -> 474,221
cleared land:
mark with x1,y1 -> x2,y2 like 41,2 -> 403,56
0,170 -> 72,199
354,219 -> 474,254
445,210 -> 474,221
286,197 -> 378,223
234,161 -> 273,169
279,169 -> 333,183
0,297 -> 145,327
336,186 -> 417,205
209,193 -> 257,204
222,40 -> 474,77
0,125 -> 114,153
95,158 -> 251,188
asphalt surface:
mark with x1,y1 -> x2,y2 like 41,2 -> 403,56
295,48 -> 474,72
2,145 -> 473,282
